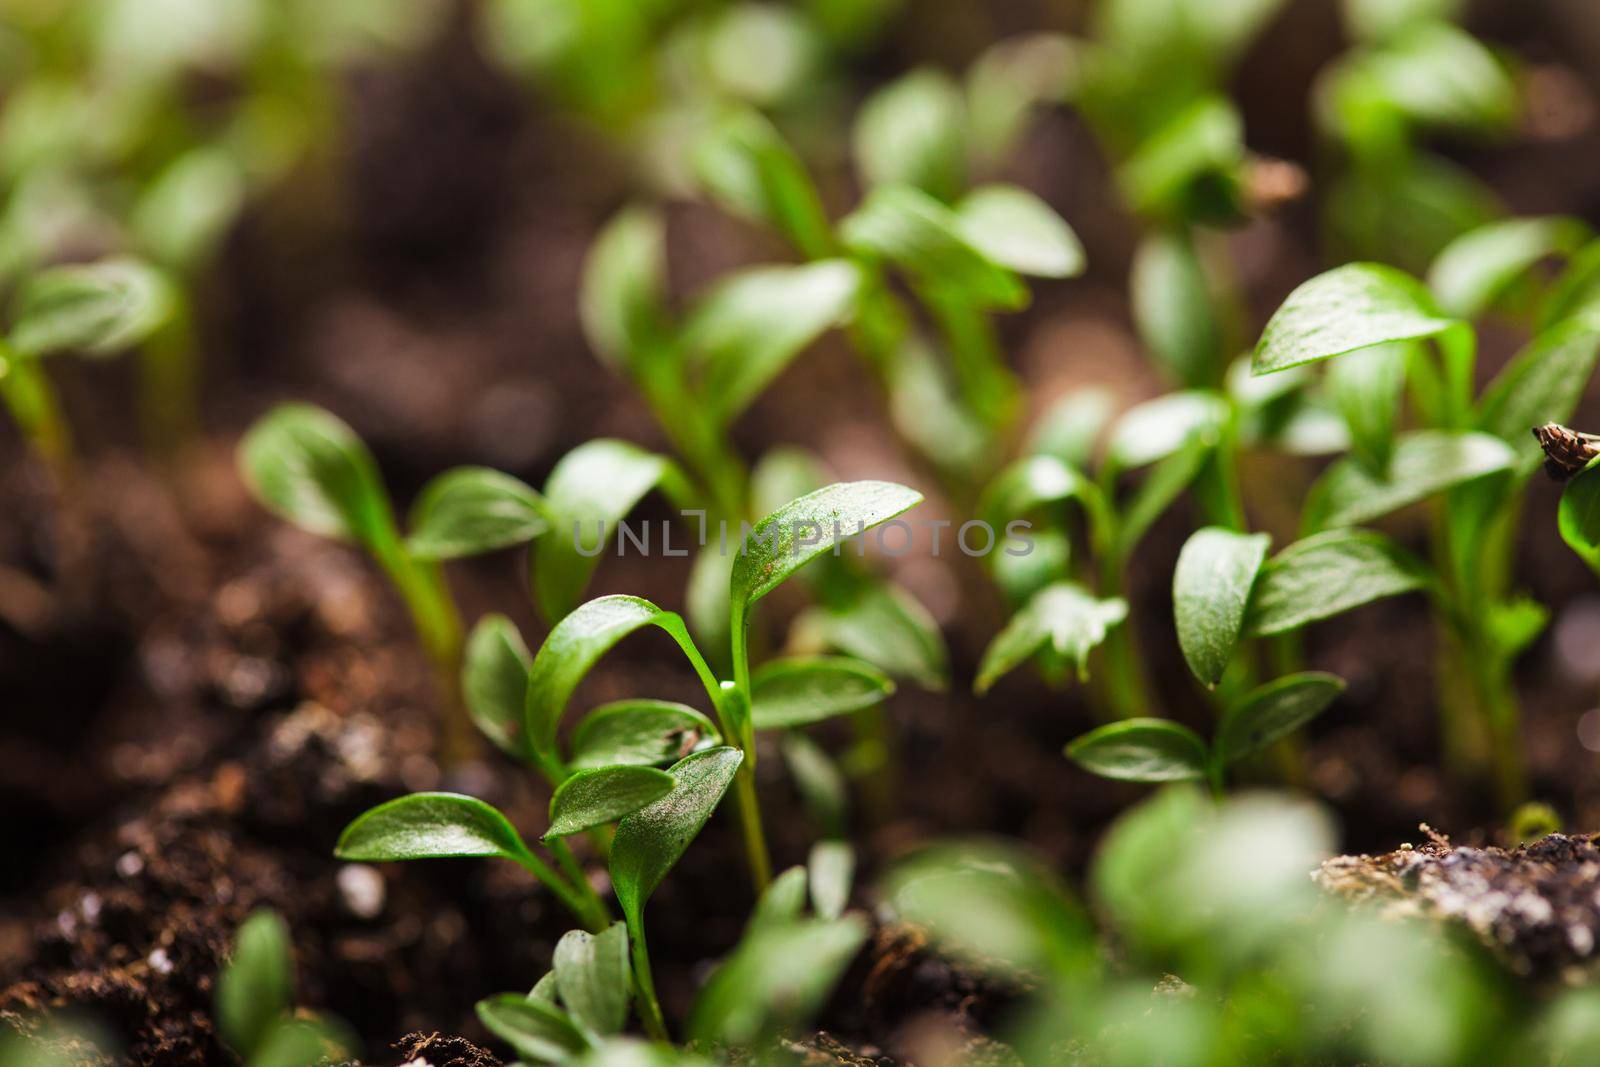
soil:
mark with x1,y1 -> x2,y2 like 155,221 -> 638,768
7,1 -> 1600,1065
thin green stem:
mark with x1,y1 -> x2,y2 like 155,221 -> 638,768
513,851 -> 606,933
724,612 -> 772,893
625,912 -> 671,1042
0,340 -> 75,486
370,534 -> 472,764
139,292 -> 199,458
547,838 -> 611,932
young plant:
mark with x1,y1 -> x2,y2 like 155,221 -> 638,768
474,841 -> 863,1058
0,257 -> 175,485
238,405 -> 687,760
1250,251 -> 1600,805
214,910 -> 352,1067
688,58 -> 1086,488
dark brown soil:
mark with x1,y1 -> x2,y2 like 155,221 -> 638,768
7,1 -> 1600,1064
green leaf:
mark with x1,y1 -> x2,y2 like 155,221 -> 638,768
1105,390 -> 1228,470
407,467 -> 547,560
552,924 -> 631,1036
1325,341 -> 1410,471
477,993 -> 592,1064
731,481 -> 923,613
840,185 -> 1028,311
1344,0 -> 1461,42
580,206 -> 669,373
533,441 -> 678,622
1427,216 -> 1588,319
1303,430 -> 1516,531
852,68 -> 967,201
954,185 -> 1084,279
975,582 -> 1128,693
238,404 -> 394,548
1115,443 -> 1214,562
335,792 -> 533,864
250,1017 -> 352,1067
1213,672 -> 1345,765
1246,529 -> 1429,636
546,766 -> 677,841
808,840 -> 854,921
1066,719 -> 1209,783
1559,458 -> 1600,576
780,732 -> 850,839
749,866 -> 809,931
1173,527 -> 1271,687
685,260 -> 861,423
526,595 -> 706,759
463,614 -> 534,760
1540,241 -> 1600,329
1360,23 -> 1517,133
1027,388 -> 1115,469
1478,315 -> 1600,468
750,656 -> 894,730
216,910 -> 293,1059
530,970 -> 559,1004
570,1039 -> 719,1067
966,33 -> 1078,166
1117,96 -> 1245,223
9,257 -> 175,358
812,580 -> 950,691
692,109 -> 834,260
1253,263 -> 1457,376
750,447 -> 828,518
1132,230 -> 1224,388
570,700 -> 720,770
611,747 -> 744,923
687,916 -> 868,1046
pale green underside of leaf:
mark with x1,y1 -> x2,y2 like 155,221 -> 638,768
1214,671 -> 1345,765
1246,529 -> 1429,636
1117,95 -> 1243,220
545,766 -> 677,840
611,747 -> 744,921
1131,230 -> 1223,388
580,206 -> 668,372
692,108 -> 834,260
731,481 -> 923,611
1066,718 -> 1208,783
1426,215 -> 1588,319
463,614 -> 535,761
954,184 -> 1085,278
808,840 -> 855,921
1173,527 -> 1271,687
1303,430 -> 1515,531
749,866 -> 809,932
569,700 -> 720,770
1325,340 -> 1409,471
975,582 -> 1128,693
335,792 -> 530,864
750,655 -> 894,730
406,467 -> 547,560
1027,387 -> 1115,470
1253,262 -> 1457,376
476,993 -> 592,1063
10,256 -> 175,358
237,403 -> 393,547
852,67 -> 967,201
526,595 -> 698,758
552,923 -> 631,1036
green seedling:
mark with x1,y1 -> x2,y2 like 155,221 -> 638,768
689,59 -> 1085,487
0,257 -> 175,484
883,789 -> 1548,1065
1547,425 -> 1600,580
1314,0 -> 1520,271
474,841 -> 862,1060
214,910 -> 352,1067
1251,253 -> 1600,805
1066,673 -> 1345,797
239,405 -> 687,760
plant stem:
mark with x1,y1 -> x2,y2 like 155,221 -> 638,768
723,612 -> 773,893
0,342 -> 76,487
514,851 -> 606,933
625,913 -> 671,1042
371,536 -> 473,765
139,292 -> 199,458
731,758 -> 773,892
547,838 -> 611,932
